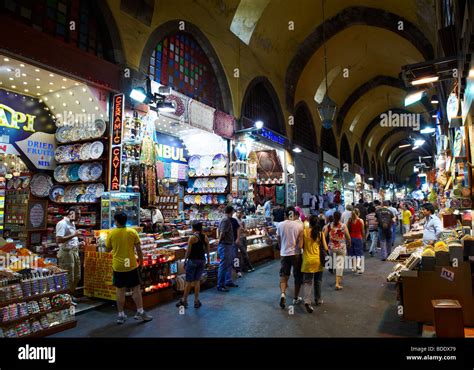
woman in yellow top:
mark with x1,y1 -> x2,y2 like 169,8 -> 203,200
301,215 -> 328,313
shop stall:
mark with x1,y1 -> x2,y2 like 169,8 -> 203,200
321,152 -> 341,196
342,170 -> 355,206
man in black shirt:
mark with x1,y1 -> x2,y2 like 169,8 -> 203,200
272,203 -> 285,222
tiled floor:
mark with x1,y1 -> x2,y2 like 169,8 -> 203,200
52,242 -> 421,338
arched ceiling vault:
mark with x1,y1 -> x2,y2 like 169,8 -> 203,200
379,131 -> 432,163
285,5 -> 434,110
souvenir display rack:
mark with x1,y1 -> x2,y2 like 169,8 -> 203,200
0,270 -> 76,338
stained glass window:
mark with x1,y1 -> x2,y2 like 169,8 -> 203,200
1,0 -> 114,62
149,33 -> 223,110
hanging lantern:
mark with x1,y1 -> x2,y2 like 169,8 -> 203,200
318,94 -> 337,129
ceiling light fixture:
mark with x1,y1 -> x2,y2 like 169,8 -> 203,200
420,127 -> 436,134
411,76 -> 439,85
35,68 -> 40,72
23,82 -> 27,85
48,89 -> 53,93
398,144 -> 411,148
69,91 -> 73,96
430,95 -> 439,104
3,57 -> 9,61
62,78 -> 67,81
414,139 -> 425,146
11,85 -> 16,88
8,77 -> 13,81
49,73 -> 54,77
292,147 -> 302,153
24,89 -> 29,92
19,64 -> 25,67
36,78 -> 40,81
405,91 -> 424,106
21,73 -> 26,77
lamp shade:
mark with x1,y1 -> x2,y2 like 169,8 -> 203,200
317,94 -> 337,129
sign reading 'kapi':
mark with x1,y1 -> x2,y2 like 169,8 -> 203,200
0,103 -> 36,132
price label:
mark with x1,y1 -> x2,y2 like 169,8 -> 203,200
440,267 -> 455,282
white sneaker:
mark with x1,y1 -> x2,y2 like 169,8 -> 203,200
293,297 -> 303,305
237,272 -> 243,278
117,315 -> 128,324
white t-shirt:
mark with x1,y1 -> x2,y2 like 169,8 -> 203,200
55,217 -> 78,250
341,210 -> 352,224
277,220 -> 303,256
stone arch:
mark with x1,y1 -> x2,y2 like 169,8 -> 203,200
139,20 -> 233,114
293,101 -> 317,152
241,76 -> 286,135
340,134 -> 352,164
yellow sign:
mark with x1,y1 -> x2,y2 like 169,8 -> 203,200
0,103 -> 36,132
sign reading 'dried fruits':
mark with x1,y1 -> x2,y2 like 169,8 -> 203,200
16,132 -> 56,170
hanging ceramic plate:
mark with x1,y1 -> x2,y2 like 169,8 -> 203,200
202,167 -> 211,176
55,127 -> 69,143
71,128 -> 82,142
21,177 -> 31,189
55,146 -> 66,162
95,183 -> 105,198
80,143 -> 92,160
49,185 -> 65,202
200,155 -> 213,169
86,184 -> 96,194
90,141 -> 104,159
69,144 -> 81,162
30,174 -> 53,198
94,119 -> 106,137
188,168 -> 196,177
78,164 -> 90,182
54,165 -> 65,182
212,153 -> 227,168
217,195 -> 226,205
89,163 -> 103,181
188,155 -> 200,169
67,164 -> 81,182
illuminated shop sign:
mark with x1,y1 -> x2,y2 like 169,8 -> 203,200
155,133 -> 188,164
257,128 -> 288,146
0,103 -> 36,132
110,94 -> 124,192
112,94 -> 124,145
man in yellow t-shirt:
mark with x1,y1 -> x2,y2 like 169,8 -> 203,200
106,212 -> 152,324
401,204 -> 412,235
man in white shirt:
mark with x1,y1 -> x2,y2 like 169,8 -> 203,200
341,205 -> 353,224
277,206 -> 304,309
263,198 -> 272,221
55,207 -> 83,303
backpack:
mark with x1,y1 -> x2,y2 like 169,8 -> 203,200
377,208 -> 393,230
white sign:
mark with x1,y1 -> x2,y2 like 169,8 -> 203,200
447,93 -> 459,123
189,100 -> 215,132
440,267 -> 455,282
16,132 -> 56,170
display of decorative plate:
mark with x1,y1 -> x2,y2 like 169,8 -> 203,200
86,183 -> 96,195
212,153 -> 227,168
188,168 -> 196,177
217,195 -> 226,205
462,198 -> 472,208
202,167 -> 211,176
78,163 -> 90,181
55,146 -> 67,162
75,184 -> 87,195
30,174 -> 53,198
215,177 -> 227,190
13,177 -> 22,189
80,143 -> 92,160
188,155 -> 200,169
6,179 -> 14,190
89,163 -> 103,181
55,127 -> 69,143
90,141 -> 104,159
95,183 -> 105,198
49,185 -> 65,202
212,195 -> 218,205
67,164 -> 81,182
71,128 -> 82,142
22,177 -> 31,189
200,155 -> 213,169
94,119 -> 107,137
194,195 -> 201,205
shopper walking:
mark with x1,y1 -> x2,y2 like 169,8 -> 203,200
217,206 -> 238,292
277,207 -> 304,309
176,222 -> 210,309
388,202 -> 399,246
301,216 -> 328,313
366,205 -> 378,257
325,211 -> 351,290
234,209 -> 254,274
264,198 -> 272,222
341,204 -> 353,225
347,209 -> 365,273
55,207 -> 83,304
355,199 -> 368,223
376,201 -> 396,261
105,212 -> 152,324
272,203 -> 285,223
401,204 -> 412,235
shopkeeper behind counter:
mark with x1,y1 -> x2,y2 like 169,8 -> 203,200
421,203 -> 442,245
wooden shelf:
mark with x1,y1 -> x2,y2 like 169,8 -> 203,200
0,289 -> 70,308
54,179 -> 104,185
58,136 -> 109,145
0,304 -> 72,326
48,211 -> 95,215
188,175 -> 228,178
24,320 -> 77,338
185,192 -> 228,195
48,223 -> 97,227
56,158 -> 107,165
50,201 -> 99,205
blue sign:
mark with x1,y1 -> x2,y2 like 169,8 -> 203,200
0,89 -> 55,170
155,132 -> 189,164
257,128 -> 288,147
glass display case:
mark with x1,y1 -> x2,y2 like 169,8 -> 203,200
101,192 -> 140,229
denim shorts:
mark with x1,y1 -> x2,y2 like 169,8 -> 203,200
185,259 -> 205,282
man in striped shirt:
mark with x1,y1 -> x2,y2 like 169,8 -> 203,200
365,205 -> 379,257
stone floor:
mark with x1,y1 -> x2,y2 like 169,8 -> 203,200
52,242 -> 421,338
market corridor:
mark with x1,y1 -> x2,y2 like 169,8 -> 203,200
52,250 -> 420,338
